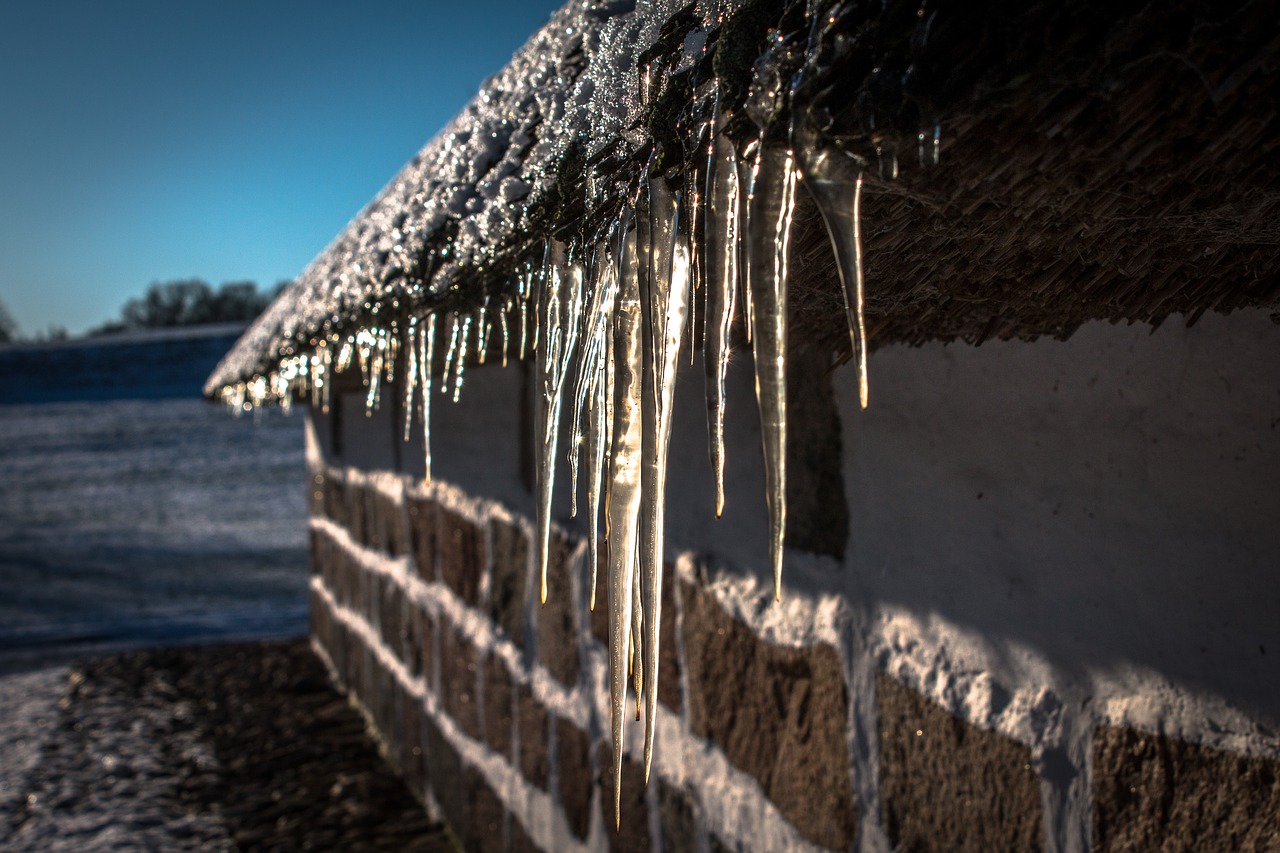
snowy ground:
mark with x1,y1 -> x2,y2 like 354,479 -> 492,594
0,398 -> 309,669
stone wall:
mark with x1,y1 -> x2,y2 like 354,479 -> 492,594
306,308 -> 1280,852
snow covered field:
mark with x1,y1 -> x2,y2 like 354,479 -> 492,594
0,398 -> 308,666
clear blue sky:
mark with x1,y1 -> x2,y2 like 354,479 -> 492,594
0,0 -> 557,336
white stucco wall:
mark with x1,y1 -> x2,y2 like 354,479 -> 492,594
319,306 -> 1280,852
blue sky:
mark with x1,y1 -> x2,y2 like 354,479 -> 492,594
0,0 -> 557,336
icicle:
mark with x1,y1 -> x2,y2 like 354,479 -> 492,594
452,314 -> 471,403
500,298 -> 511,368
403,321 -> 418,443
419,313 -> 436,483
442,314 -> 460,398
631,562 -> 644,721
704,125 -> 741,518
534,243 -> 584,605
638,175 -> 689,779
572,235 -> 624,517
518,266 -> 531,361
607,225 -> 643,832
475,301 -> 490,365
747,146 -> 798,601
584,217 -> 625,612
794,126 -> 870,409
738,138 -> 763,344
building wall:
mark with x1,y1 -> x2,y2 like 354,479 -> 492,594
306,307 -> 1280,852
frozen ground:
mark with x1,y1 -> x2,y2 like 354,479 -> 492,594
0,642 -> 450,851
0,398 -> 309,668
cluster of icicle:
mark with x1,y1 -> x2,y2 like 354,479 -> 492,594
220,108 -> 876,824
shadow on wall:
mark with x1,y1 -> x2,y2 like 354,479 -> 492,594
312,308 -> 1280,728
836,308 -> 1280,724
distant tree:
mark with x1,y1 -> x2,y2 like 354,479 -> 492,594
105,278 -> 285,332
0,299 -> 17,344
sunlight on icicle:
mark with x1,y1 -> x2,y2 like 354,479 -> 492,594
606,225 -> 643,831
747,147 -> 799,601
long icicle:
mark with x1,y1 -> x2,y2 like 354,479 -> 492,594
418,313 -> 436,482
607,225 -> 644,831
704,123 -> 740,517
747,146 -> 799,601
403,320 -> 418,443
794,128 -> 870,408
640,177 -> 689,780
535,243 -> 584,604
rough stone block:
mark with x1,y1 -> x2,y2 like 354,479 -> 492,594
345,480 -> 367,545
878,673 -> 1042,852
402,595 -> 425,677
308,469 -> 326,517
659,779 -> 699,853
1092,724 -> 1280,852
487,516 -> 531,645
556,716 -> 593,840
309,528 -> 324,576
516,681 -> 549,789
439,619 -> 481,741
464,766 -> 506,853
438,506 -> 485,606
380,579 -> 405,657
407,495 -> 438,582
589,548 -> 608,646
424,715 -> 468,836
682,579 -> 856,850
509,813 -> 540,853
537,529 -> 581,689
379,490 -> 410,557
482,653 -> 515,760
401,688 -> 427,794
323,475 -> 346,527
603,753 -> 650,852
658,563 -> 681,712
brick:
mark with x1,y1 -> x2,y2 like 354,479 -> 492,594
401,688 -> 427,794
878,674 -> 1042,853
439,620 -> 481,741
464,766 -> 506,853
603,753 -> 650,852
418,606 -> 434,685
482,653 -> 515,760
536,529 -> 581,688
424,715 -> 468,834
402,601 -> 425,678
682,579 -> 856,850
407,495 -> 438,582
1092,725 -> 1280,853
308,527 -> 324,576
345,480 -> 367,545
308,468 -> 326,517
556,716 -> 593,840
509,812 -> 540,853
380,578 -> 405,656
487,516 -> 531,645
378,490 -> 410,557
516,682 -> 549,789
658,563 -> 681,711
438,506 -> 485,606
589,548 -> 608,646
323,475 -> 347,527
659,779 -> 699,853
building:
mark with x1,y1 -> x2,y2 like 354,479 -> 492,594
208,1 -> 1280,850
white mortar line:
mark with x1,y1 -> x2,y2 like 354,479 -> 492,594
313,516 -> 592,730
313,579 -> 600,853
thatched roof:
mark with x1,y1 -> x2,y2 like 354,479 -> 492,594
207,0 -> 1279,393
